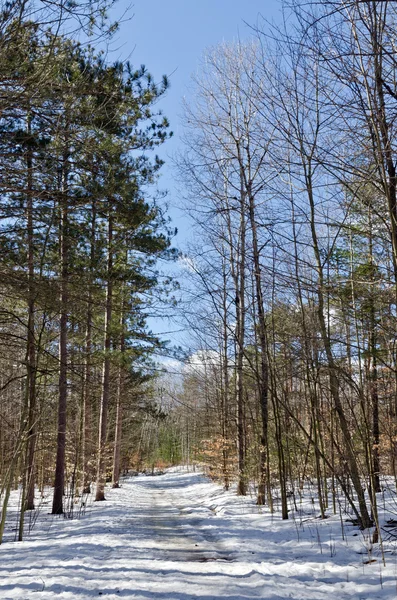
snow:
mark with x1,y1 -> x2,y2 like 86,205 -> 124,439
1,469 -> 397,599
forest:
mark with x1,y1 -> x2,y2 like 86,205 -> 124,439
1,0 -> 397,567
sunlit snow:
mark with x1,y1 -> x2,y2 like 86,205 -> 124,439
1,469 -> 396,599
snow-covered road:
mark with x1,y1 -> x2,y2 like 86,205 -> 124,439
1,470 -> 396,599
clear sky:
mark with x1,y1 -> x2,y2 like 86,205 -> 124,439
109,0 -> 283,345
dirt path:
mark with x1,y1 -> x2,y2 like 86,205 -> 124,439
142,475 -> 235,563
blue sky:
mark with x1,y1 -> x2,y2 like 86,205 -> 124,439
110,0 -> 283,345
112,0 -> 282,226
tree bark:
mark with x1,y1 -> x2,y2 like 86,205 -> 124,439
112,299 -> 125,489
52,132 -> 70,516
95,208 -> 113,501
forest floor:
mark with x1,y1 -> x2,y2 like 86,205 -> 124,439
1,469 -> 397,599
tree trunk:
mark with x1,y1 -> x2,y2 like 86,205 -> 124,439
247,188 -> 269,506
81,200 -> 96,494
95,209 -> 113,501
112,300 -> 125,489
52,135 -> 70,516
25,110 -> 37,513
236,186 -> 247,496
306,168 -> 372,529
